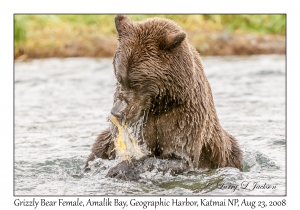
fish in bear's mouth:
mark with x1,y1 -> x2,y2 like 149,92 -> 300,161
109,115 -> 148,161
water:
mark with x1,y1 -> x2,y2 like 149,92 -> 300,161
14,55 -> 285,195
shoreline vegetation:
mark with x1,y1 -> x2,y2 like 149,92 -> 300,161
14,15 -> 286,60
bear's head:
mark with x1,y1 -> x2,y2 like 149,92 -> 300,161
111,15 -> 195,125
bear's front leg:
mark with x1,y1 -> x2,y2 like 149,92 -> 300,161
84,128 -> 115,170
106,156 -> 190,181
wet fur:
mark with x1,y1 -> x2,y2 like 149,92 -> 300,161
85,15 -> 243,179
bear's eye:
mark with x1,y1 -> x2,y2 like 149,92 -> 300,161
118,92 -> 129,103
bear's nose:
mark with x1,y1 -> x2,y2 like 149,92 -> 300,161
111,109 -> 123,119
111,99 -> 127,119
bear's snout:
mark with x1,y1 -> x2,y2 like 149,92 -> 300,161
111,99 -> 127,119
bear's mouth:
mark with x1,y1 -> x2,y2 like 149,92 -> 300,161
111,98 -> 146,126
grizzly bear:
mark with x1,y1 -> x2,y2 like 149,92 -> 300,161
84,15 -> 243,180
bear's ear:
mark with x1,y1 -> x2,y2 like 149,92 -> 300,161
161,32 -> 186,50
115,15 -> 133,36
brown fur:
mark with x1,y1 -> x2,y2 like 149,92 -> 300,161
85,15 -> 243,173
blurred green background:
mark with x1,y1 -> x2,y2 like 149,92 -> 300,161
14,14 -> 286,59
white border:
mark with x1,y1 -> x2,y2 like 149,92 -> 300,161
2,0 -> 297,209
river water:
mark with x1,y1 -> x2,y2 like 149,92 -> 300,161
14,55 -> 285,195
